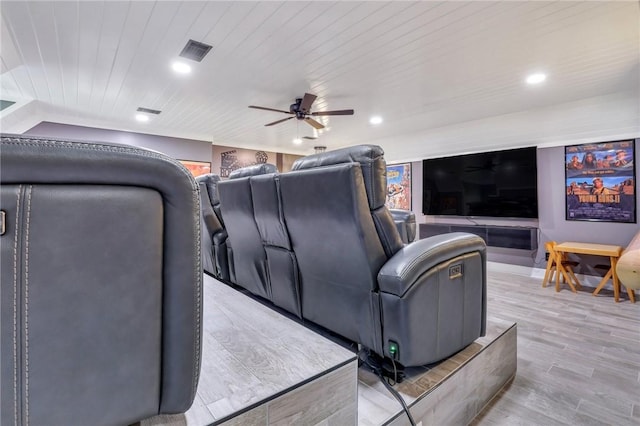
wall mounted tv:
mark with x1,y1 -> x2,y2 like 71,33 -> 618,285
422,147 -> 538,219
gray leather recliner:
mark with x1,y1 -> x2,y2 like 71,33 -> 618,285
389,208 -> 417,244
217,145 -> 487,367
196,174 -> 230,281
218,164 -> 303,318
0,134 -> 202,426
217,164 -> 279,297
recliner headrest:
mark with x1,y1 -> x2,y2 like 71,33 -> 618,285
292,145 -> 387,209
196,174 -> 222,204
228,163 -> 278,179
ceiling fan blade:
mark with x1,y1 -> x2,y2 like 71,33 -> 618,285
304,117 -> 325,129
311,109 -> 354,116
265,117 -> 294,126
249,105 -> 292,114
302,136 -> 317,140
299,93 -> 317,113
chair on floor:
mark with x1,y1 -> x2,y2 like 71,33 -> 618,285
218,145 -> 487,367
0,134 -> 202,426
389,208 -> 417,244
217,163 -> 279,298
196,173 -> 230,281
542,241 -> 580,291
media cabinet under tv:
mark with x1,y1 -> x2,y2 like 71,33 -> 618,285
419,223 -> 538,251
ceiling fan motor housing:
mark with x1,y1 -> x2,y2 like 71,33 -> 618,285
290,98 -> 304,117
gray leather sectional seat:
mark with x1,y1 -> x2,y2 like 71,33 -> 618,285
196,173 -> 230,281
390,208 -> 417,243
1,134 -> 202,426
218,163 -> 303,318
215,145 -> 487,367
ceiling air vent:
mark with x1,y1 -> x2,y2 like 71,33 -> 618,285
179,39 -> 213,62
136,107 -> 162,115
0,100 -> 16,111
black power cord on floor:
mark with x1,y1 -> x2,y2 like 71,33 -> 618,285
359,349 -> 417,426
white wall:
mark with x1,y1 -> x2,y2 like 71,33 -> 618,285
378,91 -> 639,163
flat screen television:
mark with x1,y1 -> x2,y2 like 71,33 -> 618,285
422,147 -> 538,218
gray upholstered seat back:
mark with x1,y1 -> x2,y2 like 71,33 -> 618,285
390,209 -> 417,243
0,134 -> 202,426
292,145 -> 387,209
217,164 -> 279,298
196,174 -> 230,280
228,163 -> 278,179
198,173 -> 224,225
292,145 -> 403,258
279,162 -> 387,349
197,180 -> 223,275
250,174 -> 302,317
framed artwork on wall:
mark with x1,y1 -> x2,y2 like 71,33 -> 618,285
386,162 -> 412,210
179,160 -> 212,178
565,139 -> 636,223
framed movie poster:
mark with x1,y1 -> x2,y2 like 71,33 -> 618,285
565,139 -> 636,223
179,160 -> 212,178
386,163 -> 412,210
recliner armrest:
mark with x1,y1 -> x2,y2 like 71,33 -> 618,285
378,232 -> 486,296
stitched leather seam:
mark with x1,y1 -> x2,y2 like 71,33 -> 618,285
1,138 -> 197,189
275,176 -> 293,250
13,185 -> 21,426
191,187 -> 202,401
369,149 -> 379,208
24,186 -> 32,426
288,251 -> 302,318
436,272 -> 440,358
379,235 -> 484,293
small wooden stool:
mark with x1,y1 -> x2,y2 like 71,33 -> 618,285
543,241 -> 580,291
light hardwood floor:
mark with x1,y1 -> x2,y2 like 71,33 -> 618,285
472,262 -> 640,426
144,262 -> 639,425
142,274 -> 357,426
358,317 -> 517,425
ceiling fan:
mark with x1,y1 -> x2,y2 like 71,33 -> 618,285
249,93 -> 354,130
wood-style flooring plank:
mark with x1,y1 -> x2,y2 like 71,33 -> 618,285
474,262 -> 640,426
145,261 -> 639,426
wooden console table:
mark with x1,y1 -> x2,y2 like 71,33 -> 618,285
553,242 -> 634,303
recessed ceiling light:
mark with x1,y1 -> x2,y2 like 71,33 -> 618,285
293,138 -> 302,145
172,61 -> 191,74
526,73 -> 546,85
135,113 -> 149,122
370,116 -> 383,125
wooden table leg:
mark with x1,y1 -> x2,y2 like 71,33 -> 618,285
555,253 -> 576,293
611,256 -> 620,302
565,266 -> 581,289
555,251 -> 562,292
593,269 -> 612,296
542,249 -> 555,288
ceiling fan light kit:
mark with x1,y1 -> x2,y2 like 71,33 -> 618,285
249,93 -> 354,130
